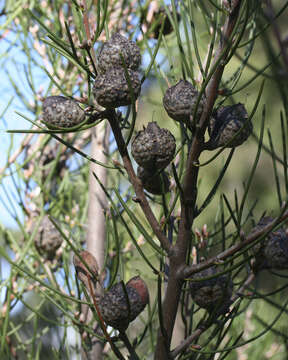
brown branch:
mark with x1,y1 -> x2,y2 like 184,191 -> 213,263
154,2 -> 246,358
182,209 -> 288,279
170,327 -> 205,359
107,110 -> 171,254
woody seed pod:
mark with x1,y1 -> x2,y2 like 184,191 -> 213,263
98,276 -> 149,331
73,250 -> 99,290
251,216 -> 288,271
207,103 -> 252,149
34,216 -> 62,260
98,33 -> 141,74
163,80 -> 205,128
131,122 -> 176,171
42,96 -> 85,128
137,166 -> 170,195
93,67 -> 141,108
147,7 -> 181,39
190,266 -> 233,314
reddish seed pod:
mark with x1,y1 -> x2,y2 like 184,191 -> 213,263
73,250 -> 99,290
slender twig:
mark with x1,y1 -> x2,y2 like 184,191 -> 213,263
0,133 -> 34,175
87,276 -> 125,360
170,327 -> 205,358
107,109 -> 171,253
82,0 -> 97,67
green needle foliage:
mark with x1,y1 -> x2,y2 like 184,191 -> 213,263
1,1 -> 288,359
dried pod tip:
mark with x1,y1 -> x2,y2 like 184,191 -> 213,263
73,250 -> 99,285
126,276 -> 149,306
137,166 -> 170,195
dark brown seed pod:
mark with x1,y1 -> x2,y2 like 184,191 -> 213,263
163,80 -> 205,128
93,67 -> 141,108
251,217 -> 288,271
131,122 -> 176,171
98,33 -> 141,74
98,276 -> 149,331
73,250 -> 99,290
42,96 -> 85,128
137,167 -> 170,195
189,266 -> 233,314
146,7 -> 181,39
34,216 -> 62,260
207,103 -> 252,149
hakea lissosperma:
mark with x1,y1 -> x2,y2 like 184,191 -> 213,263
98,276 -> 149,331
251,216 -> 288,272
42,96 -> 85,128
163,79 -> 206,129
189,266 -> 233,315
207,103 -> 253,149
73,250 -> 99,292
98,33 -> 141,74
34,215 -> 63,260
93,67 -> 141,108
137,166 -> 170,195
131,122 -> 176,171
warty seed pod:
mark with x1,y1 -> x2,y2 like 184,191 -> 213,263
137,166 -> 170,195
34,216 -> 62,260
42,96 -> 85,128
207,103 -> 252,149
251,216 -> 288,271
163,80 -> 205,128
98,33 -> 141,74
98,276 -> 149,331
93,67 -> 141,108
131,122 -> 176,171
190,266 -> 233,314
